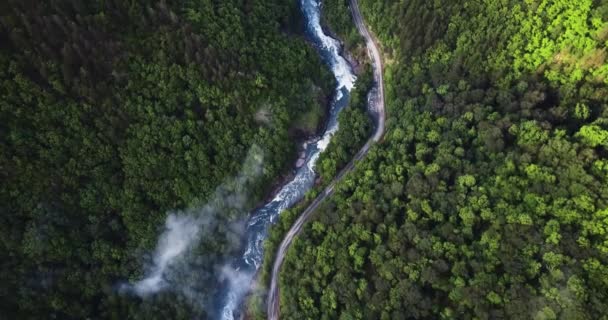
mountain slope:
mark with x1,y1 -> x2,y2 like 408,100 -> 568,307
279,0 -> 608,318
0,0 -> 333,318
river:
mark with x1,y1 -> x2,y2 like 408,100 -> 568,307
216,0 -> 358,318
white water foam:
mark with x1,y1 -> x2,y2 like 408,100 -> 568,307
218,0 -> 358,318
303,0 -> 357,91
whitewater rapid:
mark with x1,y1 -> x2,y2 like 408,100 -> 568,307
217,0 -> 357,318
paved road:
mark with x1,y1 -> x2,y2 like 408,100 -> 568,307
267,0 -> 385,318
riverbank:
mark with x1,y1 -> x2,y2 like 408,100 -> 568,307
241,0 -> 384,318
319,0 -> 370,70
215,0 -> 361,317
266,0 -> 386,317
249,0 -> 370,210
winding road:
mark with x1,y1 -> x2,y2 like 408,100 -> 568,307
267,0 -> 385,318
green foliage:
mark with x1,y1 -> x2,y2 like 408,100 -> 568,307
275,0 -> 608,319
0,0 -> 334,318
321,0 -> 363,50
577,124 -> 608,147
317,66 -> 373,182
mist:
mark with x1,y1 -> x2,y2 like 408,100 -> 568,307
121,145 -> 264,303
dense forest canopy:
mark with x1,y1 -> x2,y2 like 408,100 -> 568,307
277,0 -> 608,319
0,0 -> 334,318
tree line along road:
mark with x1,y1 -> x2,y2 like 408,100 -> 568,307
267,0 -> 386,318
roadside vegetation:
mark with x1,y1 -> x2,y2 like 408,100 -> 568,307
279,0 -> 608,319
248,2 -> 375,317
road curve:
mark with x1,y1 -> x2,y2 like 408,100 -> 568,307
267,0 -> 385,319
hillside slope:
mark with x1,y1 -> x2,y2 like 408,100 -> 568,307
0,0 -> 333,318
279,0 -> 608,318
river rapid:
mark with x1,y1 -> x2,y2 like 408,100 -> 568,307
217,0 -> 358,318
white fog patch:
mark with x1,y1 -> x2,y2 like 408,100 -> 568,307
120,0 -> 360,317
219,266 -> 256,320
132,214 -> 202,296
121,145 -> 264,298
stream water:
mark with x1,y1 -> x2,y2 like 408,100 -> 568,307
216,0 -> 357,318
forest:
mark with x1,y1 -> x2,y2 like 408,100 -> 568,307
0,0 -> 335,318
274,0 -> 608,319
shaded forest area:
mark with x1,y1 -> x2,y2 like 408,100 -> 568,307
279,0 -> 608,319
0,0 -> 334,318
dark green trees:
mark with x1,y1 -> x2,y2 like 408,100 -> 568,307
0,0 -> 333,318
